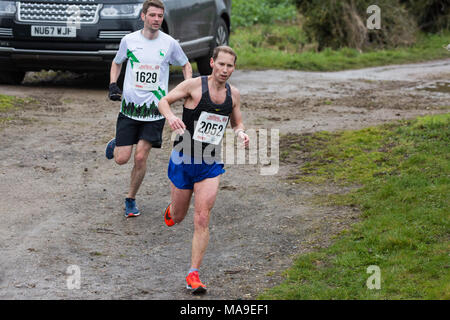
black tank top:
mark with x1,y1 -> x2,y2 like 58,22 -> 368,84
173,76 -> 233,160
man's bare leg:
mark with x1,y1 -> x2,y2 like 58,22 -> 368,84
113,145 -> 133,165
170,182 -> 193,224
127,139 -> 152,199
190,176 -> 220,270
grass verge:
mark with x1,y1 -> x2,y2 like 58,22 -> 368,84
0,94 -> 32,123
231,26 -> 450,71
260,113 -> 450,299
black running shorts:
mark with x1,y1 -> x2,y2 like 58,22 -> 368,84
115,113 -> 165,148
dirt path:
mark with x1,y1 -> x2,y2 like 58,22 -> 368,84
0,59 -> 449,299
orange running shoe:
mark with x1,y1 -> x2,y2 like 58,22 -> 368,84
164,203 -> 175,227
186,271 -> 207,294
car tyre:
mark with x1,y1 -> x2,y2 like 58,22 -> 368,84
0,71 -> 26,85
196,17 -> 229,75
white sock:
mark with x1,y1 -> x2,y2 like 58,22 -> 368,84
188,268 -> 199,275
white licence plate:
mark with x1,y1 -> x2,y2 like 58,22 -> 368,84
31,25 -> 76,38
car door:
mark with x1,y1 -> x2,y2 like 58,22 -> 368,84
162,0 -> 180,38
175,0 -> 216,57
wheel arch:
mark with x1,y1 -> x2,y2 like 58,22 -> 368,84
220,12 -> 230,34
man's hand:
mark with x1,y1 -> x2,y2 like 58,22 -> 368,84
108,82 -> 122,101
237,131 -> 250,148
167,115 -> 186,135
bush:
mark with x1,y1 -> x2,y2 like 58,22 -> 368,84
232,0 -> 298,27
400,0 -> 449,32
295,0 -> 418,51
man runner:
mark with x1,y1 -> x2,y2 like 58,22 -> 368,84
105,0 -> 192,218
158,46 -> 249,294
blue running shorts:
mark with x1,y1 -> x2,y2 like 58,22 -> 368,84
168,150 -> 225,190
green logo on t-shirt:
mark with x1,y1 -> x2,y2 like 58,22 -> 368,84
127,49 -> 140,68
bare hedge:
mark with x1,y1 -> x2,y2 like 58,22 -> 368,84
295,0 -> 419,51
399,0 -> 449,32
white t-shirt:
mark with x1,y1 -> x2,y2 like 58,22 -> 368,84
114,30 -> 188,121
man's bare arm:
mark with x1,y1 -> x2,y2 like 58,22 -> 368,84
182,62 -> 193,80
230,89 -> 243,129
108,62 -> 123,101
158,78 -> 195,133
110,62 -> 122,84
230,87 -> 250,147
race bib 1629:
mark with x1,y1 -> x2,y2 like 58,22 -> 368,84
133,63 -> 160,91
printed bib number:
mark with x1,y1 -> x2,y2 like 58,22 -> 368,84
193,112 -> 229,145
133,63 -> 160,91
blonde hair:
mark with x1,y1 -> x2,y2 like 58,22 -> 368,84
212,45 -> 237,64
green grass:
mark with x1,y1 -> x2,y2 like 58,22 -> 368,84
260,113 -> 450,299
231,26 -> 450,71
0,94 -> 31,123
0,94 -> 21,112
231,0 -> 297,27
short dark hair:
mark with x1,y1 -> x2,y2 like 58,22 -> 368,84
142,0 -> 165,14
212,45 -> 237,64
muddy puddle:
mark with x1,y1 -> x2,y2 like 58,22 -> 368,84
417,81 -> 450,94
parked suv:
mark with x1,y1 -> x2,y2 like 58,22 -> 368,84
0,0 -> 231,84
